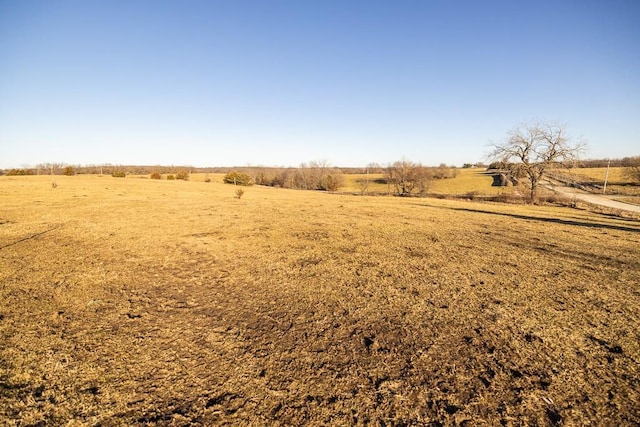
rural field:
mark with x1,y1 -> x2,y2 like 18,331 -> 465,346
338,168 -> 511,196
558,167 -> 640,197
1,175 -> 639,425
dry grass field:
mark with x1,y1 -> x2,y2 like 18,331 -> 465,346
340,168 -> 512,196
569,167 -> 626,184
1,175 -> 639,425
560,167 -> 639,196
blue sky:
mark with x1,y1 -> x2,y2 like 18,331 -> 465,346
1,0 -> 638,168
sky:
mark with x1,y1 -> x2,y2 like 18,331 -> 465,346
1,0 -> 639,168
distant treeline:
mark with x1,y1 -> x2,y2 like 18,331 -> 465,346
0,162 -> 450,177
2,157 -> 637,177
2,163 -> 214,176
576,157 -> 639,168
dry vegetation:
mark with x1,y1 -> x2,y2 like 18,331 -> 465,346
568,167 -> 627,183
340,168 -> 512,197
1,175 -> 639,425
427,169 -> 508,196
561,167 -> 640,196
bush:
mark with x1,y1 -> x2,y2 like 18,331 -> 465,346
6,168 -> 34,176
166,174 -> 175,180
385,160 -> 431,196
150,172 -> 162,179
176,170 -> 190,181
112,171 -> 126,178
487,161 -> 508,170
63,166 -> 76,176
433,164 -> 457,179
321,173 -> 343,191
223,171 -> 253,186
235,188 -> 245,199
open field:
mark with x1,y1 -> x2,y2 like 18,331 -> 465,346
340,168 -> 512,196
1,175 -> 639,425
557,167 -> 640,197
569,167 -> 627,184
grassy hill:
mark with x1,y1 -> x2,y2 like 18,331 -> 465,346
1,175 -> 638,425
550,167 -> 639,196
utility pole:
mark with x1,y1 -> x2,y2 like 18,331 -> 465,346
603,159 -> 611,194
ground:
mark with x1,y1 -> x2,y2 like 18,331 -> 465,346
544,183 -> 640,214
1,175 -> 639,426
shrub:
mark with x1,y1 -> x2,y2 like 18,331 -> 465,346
487,161 -> 508,170
223,171 -> 253,186
385,160 -> 431,196
6,168 -> 34,176
176,170 -> 190,181
235,188 -> 245,199
166,174 -> 175,180
321,173 -> 343,191
112,171 -> 126,178
253,169 -> 270,185
356,177 -> 370,195
433,164 -> 457,179
150,172 -> 162,179
62,166 -> 76,176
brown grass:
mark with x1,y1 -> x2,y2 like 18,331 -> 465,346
569,167 -> 627,183
562,167 -> 640,196
341,168 -> 514,196
1,175 -> 639,425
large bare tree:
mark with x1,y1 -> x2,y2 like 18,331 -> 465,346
491,121 -> 585,202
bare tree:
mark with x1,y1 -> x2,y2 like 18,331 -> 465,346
366,162 -> 383,174
308,160 -> 329,190
491,121 -> 585,202
355,162 -> 381,195
385,160 -> 431,197
356,176 -> 370,196
37,162 -> 65,175
293,161 -> 344,191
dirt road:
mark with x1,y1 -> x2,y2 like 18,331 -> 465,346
545,184 -> 640,213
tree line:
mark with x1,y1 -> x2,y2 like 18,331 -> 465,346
223,161 -> 459,197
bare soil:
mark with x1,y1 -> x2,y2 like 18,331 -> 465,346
1,176 -> 639,426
